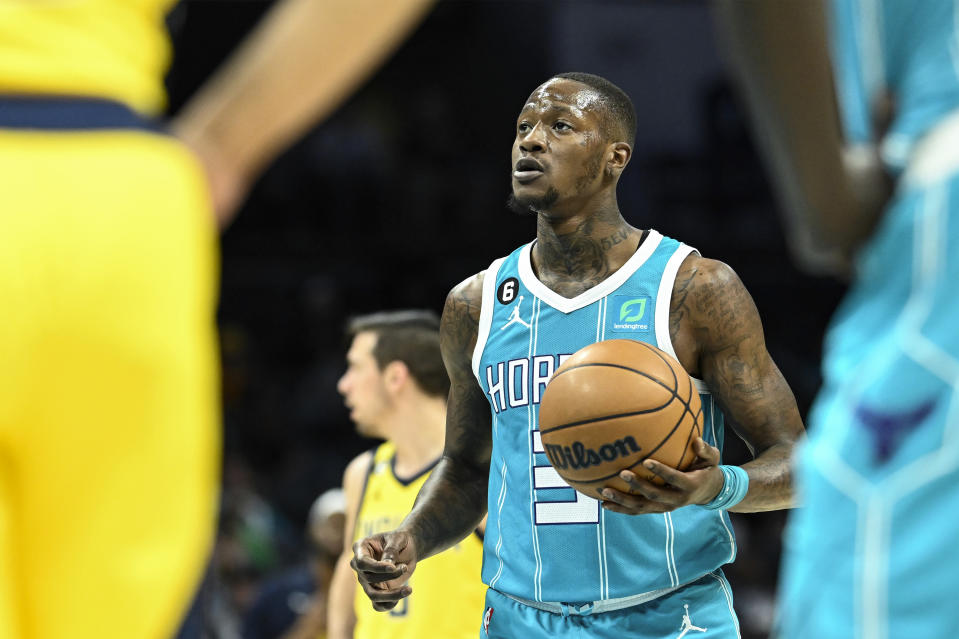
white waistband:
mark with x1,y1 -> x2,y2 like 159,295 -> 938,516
902,108 -> 959,189
499,582 -> 684,617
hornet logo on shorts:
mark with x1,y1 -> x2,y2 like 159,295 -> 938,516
611,295 -> 650,333
855,398 -> 936,463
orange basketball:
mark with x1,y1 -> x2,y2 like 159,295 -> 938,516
538,339 -> 702,498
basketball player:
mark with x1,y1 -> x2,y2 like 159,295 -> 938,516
242,488 -> 346,639
714,1 -> 959,636
327,311 -> 486,639
350,73 -> 805,637
0,1 -> 431,638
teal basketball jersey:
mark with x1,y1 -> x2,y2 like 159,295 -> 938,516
829,0 -> 959,170
472,230 -> 735,604
778,2 -> 959,637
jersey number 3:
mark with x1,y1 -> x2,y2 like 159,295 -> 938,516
532,429 -> 600,525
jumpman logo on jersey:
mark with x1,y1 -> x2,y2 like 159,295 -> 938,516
676,603 -> 707,638
855,398 -> 936,463
500,295 -> 532,331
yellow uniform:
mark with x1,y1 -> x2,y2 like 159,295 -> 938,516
0,3 -> 219,639
0,0 -> 174,115
353,443 -> 486,639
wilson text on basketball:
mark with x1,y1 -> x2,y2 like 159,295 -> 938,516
543,436 -> 642,471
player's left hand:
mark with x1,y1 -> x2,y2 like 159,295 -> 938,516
599,437 -> 725,515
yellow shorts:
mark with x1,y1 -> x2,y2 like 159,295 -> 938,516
0,98 -> 220,639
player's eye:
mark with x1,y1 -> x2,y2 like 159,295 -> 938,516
553,121 -> 572,131
517,122 -> 532,134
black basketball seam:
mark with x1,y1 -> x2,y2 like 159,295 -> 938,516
645,343 -> 702,447
547,361 -> 700,422
550,340 -> 695,403
562,398 -> 690,483
539,398 -> 674,434
550,362 -> 678,398
674,406 -> 702,471
639,341 -> 680,397
555,381 -> 704,483
672,378 -> 703,471
645,341 -> 702,433
543,341 -> 704,485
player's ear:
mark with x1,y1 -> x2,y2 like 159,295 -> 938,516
382,360 -> 409,393
606,142 -> 631,177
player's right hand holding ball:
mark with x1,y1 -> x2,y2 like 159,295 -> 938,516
351,530 -> 419,610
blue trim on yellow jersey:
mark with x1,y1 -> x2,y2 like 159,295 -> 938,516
351,449 -> 379,544
0,96 -> 162,132
390,455 -> 440,487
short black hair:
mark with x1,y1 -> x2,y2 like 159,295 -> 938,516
346,310 -> 449,399
552,72 -> 636,146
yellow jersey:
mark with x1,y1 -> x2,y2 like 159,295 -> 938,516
0,4 -> 216,638
353,443 -> 486,639
0,0 -> 175,114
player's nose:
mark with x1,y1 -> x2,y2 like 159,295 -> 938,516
519,122 -> 546,153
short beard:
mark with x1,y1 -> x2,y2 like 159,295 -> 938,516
575,152 -> 604,193
507,187 -> 560,216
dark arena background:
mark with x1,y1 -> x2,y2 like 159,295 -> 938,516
165,1 -> 846,637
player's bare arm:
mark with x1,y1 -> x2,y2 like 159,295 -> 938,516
672,255 -> 803,511
712,0 -> 891,271
603,255 -> 804,514
173,0 -> 434,226
350,273 -> 491,610
327,452 -> 369,634
401,272 -> 492,553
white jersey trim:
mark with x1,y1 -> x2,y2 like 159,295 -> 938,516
902,107 -> 959,189
499,580 -> 684,615
653,244 -> 710,394
472,257 -> 507,380
517,230 -> 664,315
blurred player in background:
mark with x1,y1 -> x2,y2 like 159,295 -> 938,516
0,1 -> 432,637
242,488 -> 346,639
328,310 -> 485,639
714,1 -> 959,636
350,73 -> 804,638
